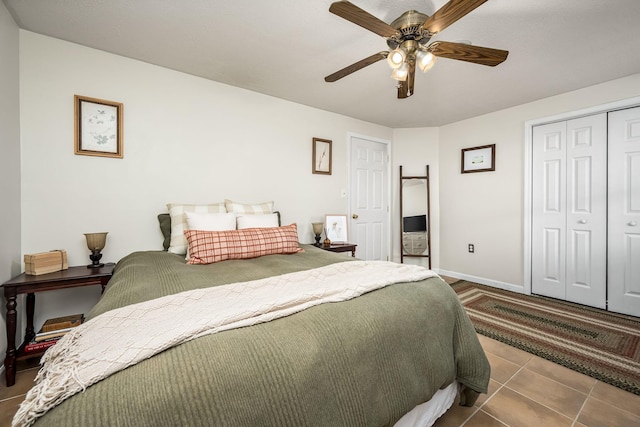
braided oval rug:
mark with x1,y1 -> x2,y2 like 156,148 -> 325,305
452,281 -> 640,395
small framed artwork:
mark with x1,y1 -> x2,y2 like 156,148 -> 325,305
74,95 -> 123,158
461,144 -> 495,173
325,214 -> 348,243
312,138 -> 332,175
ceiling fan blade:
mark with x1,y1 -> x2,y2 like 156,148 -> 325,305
329,1 -> 399,38
325,51 -> 389,82
423,0 -> 488,35
397,62 -> 416,99
428,41 -> 508,66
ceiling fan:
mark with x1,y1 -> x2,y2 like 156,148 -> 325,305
324,0 -> 509,99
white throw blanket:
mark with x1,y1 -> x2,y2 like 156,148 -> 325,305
13,260 -> 437,427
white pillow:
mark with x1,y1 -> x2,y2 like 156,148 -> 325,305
185,211 -> 237,231
237,213 -> 280,229
167,203 -> 226,255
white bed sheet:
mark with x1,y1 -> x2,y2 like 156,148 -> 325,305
394,382 -> 459,427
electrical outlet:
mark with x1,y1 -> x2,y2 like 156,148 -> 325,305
468,244 -> 475,253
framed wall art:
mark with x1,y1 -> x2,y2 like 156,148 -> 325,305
325,214 -> 348,243
461,144 -> 495,173
312,137 -> 332,175
74,95 -> 123,158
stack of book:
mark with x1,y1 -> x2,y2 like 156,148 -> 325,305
24,313 -> 84,353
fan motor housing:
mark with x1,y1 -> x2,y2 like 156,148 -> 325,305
387,10 -> 431,49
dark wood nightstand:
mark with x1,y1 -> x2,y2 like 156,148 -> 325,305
2,263 -> 115,386
320,243 -> 357,257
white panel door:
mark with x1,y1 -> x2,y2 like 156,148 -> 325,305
532,121 -> 567,299
349,136 -> 389,261
608,107 -> 640,317
532,114 -> 607,308
565,115 -> 607,308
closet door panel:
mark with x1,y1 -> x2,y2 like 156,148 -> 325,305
532,122 -> 567,299
565,115 -> 607,308
608,107 -> 640,317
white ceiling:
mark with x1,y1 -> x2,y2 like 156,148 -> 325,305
5,0 -> 640,127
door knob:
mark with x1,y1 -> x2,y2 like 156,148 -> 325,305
352,214 -> 359,219
629,221 -> 638,227
578,220 -> 587,224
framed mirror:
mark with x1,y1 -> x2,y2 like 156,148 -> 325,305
399,166 -> 431,267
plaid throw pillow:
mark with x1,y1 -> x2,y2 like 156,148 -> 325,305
185,223 -> 302,265
167,203 -> 227,255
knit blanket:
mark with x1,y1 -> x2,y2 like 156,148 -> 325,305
14,260 -> 437,427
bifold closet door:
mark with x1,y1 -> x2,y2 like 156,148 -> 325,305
532,114 -> 607,308
608,107 -> 640,317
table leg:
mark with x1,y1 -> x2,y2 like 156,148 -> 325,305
4,290 -> 17,387
25,293 -> 35,343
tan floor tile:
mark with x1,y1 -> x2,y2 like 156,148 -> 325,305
432,400 -> 477,427
474,379 -> 501,407
0,395 -> 22,427
506,368 -> 587,419
577,395 -> 640,427
478,335 -> 533,366
485,352 -> 521,384
0,368 -> 38,401
463,410 -> 508,426
482,387 -> 573,427
589,380 -> 640,417
524,356 -> 596,394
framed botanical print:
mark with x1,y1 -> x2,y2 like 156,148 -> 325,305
312,138 -> 332,175
74,95 -> 123,158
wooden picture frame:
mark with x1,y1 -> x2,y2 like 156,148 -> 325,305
325,214 -> 348,243
461,144 -> 495,173
312,138 -> 332,175
74,95 -> 123,158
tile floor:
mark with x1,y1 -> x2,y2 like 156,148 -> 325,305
2,337 -> 639,427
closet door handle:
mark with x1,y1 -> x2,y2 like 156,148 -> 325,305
578,220 -> 587,224
629,221 -> 638,227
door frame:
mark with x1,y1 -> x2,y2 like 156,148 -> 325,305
347,132 -> 392,261
523,96 -> 640,295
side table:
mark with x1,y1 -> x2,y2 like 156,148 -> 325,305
320,243 -> 357,257
1,263 -> 114,386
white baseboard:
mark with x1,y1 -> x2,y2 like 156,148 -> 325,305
435,269 -> 527,294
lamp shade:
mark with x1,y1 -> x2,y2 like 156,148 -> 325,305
391,62 -> 409,81
84,232 -> 108,251
387,47 -> 406,69
416,49 -> 437,72
312,222 -> 324,235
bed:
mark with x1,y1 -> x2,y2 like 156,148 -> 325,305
15,215 -> 489,427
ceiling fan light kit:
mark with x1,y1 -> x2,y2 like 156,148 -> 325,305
325,0 -> 509,99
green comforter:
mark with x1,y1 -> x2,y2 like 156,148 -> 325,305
33,247 -> 489,427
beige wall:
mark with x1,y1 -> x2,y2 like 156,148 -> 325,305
438,73 -> 640,291
391,127 -> 439,267
0,2 -> 21,366
18,31 -> 394,328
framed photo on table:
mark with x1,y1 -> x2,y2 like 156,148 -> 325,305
312,138 -> 332,175
325,214 -> 348,243
461,144 -> 495,173
74,95 -> 123,158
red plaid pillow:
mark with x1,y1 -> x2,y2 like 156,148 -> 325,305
185,223 -> 303,265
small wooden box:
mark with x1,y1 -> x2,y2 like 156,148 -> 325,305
24,250 -> 69,276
